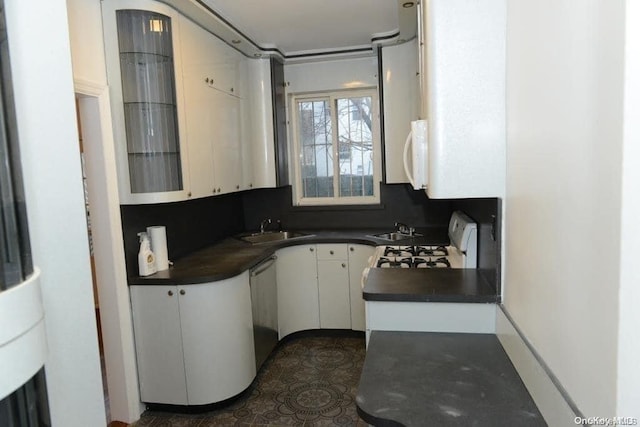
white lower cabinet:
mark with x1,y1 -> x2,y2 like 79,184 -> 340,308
347,244 -> 376,331
316,244 -> 351,329
275,245 -> 319,339
317,259 -> 351,329
276,243 -> 373,337
130,272 -> 256,405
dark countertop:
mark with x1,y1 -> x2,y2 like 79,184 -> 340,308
357,331 -> 546,427
129,228 -> 449,285
363,269 -> 498,303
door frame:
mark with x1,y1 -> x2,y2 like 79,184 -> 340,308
75,79 -> 144,423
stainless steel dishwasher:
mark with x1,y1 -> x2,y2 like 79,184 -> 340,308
249,255 -> 278,371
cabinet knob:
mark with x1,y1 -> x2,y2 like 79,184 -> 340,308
310,247 -> 314,252
205,77 -> 209,83
217,188 -> 221,193
230,87 -> 234,92
330,250 -> 334,255
187,192 -> 192,197
168,290 -> 174,297
179,289 -> 186,295
342,263 -> 346,268
236,185 -> 240,189
249,183 -> 253,188
350,247 -> 354,252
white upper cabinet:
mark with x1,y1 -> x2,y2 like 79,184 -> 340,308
245,59 -> 277,189
102,0 -> 191,204
180,16 -> 244,197
418,0 -> 506,198
104,1 -> 277,203
382,39 -> 420,184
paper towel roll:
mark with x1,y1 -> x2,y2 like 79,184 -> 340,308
147,226 -> 169,271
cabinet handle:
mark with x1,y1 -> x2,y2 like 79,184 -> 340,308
179,289 -> 186,295
330,250 -> 334,255
350,247 -> 354,252
310,247 -> 314,252
168,290 -> 174,297
341,263 -> 346,268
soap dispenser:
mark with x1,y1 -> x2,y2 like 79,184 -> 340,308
137,232 -> 157,276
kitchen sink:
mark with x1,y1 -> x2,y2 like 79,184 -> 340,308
370,232 -> 423,241
239,231 -> 311,244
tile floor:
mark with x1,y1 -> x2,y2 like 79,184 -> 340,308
133,333 -> 368,426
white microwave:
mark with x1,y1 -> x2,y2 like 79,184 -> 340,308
403,119 -> 428,191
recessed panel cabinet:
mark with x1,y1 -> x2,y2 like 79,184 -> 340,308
129,273 -> 256,405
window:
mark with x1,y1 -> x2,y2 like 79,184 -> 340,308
291,90 -> 380,205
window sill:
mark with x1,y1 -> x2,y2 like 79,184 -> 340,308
289,203 -> 386,212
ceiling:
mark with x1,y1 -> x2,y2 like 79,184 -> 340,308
193,0 -> 418,59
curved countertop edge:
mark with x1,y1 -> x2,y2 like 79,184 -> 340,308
128,228 -> 450,285
356,405 -> 404,427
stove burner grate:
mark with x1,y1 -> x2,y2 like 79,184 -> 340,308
413,256 -> 451,269
376,256 -> 413,268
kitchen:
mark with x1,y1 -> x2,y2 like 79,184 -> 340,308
1,0 -> 638,426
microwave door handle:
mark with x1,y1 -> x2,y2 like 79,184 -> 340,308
403,130 -> 416,188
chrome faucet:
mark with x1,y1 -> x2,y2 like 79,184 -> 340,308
395,222 -> 415,236
260,218 -> 272,233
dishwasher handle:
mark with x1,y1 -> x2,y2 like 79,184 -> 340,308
250,255 -> 277,277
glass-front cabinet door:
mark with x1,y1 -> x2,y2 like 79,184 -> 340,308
103,0 -> 190,204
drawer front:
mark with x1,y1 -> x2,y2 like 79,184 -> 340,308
315,244 -> 348,260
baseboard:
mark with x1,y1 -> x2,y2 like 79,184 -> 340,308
496,305 -> 583,427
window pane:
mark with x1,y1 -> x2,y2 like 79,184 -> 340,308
297,100 -> 333,198
336,96 -> 374,197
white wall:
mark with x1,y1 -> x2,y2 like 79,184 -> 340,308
617,0 -> 640,416
4,0 -> 106,425
505,0 -> 625,417
66,0 -> 108,86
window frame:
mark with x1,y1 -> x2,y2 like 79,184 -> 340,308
290,88 -> 381,206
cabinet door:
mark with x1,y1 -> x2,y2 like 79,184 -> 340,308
348,244 -> 376,331
182,73 -> 215,198
317,259 -> 351,329
129,285 -> 187,405
211,90 -> 243,194
276,245 -> 319,339
179,273 -> 256,405
102,1 -> 190,204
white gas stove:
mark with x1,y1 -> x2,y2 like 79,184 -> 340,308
369,211 -> 478,270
